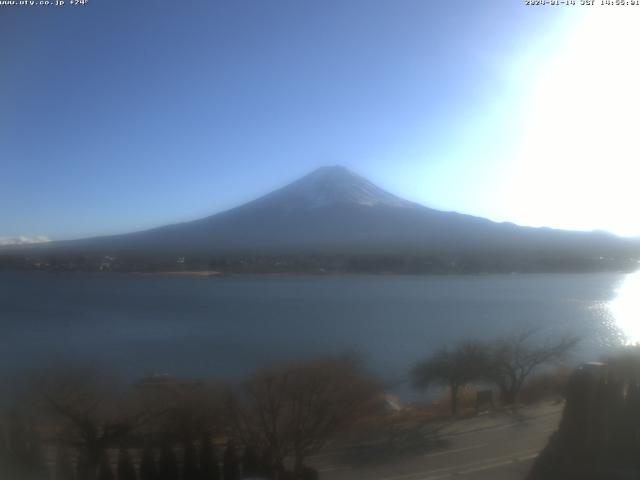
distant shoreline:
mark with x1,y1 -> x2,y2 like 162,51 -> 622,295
133,270 -> 225,277
0,268 -> 635,278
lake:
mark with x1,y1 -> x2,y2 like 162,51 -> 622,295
0,271 -> 635,397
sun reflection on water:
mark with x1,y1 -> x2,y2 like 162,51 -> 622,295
608,271 -> 640,345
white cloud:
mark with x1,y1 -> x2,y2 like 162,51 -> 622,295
0,236 -> 51,246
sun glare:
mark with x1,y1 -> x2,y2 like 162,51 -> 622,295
502,9 -> 640,236
609,271 -> 640,345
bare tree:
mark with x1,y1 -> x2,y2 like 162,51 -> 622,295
134,374 -> 229,443
0,410 -> 48,480
96,450 -> 114,480
413,341 -> 489,415
230,368 -> 289,476
199,431 -> 220,480
285,357 -> 379,478
117,447 -> 137,480
486,330 -> 578,405
53,444 -> 75,480
222,440 -> 240,480
34,367 -> 156,479
0,423 -> 7,475
231,355 -> 380,480
139,444 -> 159,480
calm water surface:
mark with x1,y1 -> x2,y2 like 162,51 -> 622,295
0,271 -> 634,394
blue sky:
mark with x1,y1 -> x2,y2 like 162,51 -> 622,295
2,1 -> 637,240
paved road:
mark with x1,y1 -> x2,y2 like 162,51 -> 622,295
311,403 -> 563,480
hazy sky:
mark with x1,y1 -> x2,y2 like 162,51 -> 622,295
2,1 -> 639,240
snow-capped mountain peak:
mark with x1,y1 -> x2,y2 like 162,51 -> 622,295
252,165 -> 412,210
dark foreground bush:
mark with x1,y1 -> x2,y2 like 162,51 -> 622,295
528,349 -> 640,479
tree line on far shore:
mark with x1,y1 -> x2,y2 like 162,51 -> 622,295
3,251 -> 638,275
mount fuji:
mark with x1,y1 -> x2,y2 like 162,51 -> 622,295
5,166 -> 639,271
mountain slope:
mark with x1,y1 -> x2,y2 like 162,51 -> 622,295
5,166 -> 640,268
